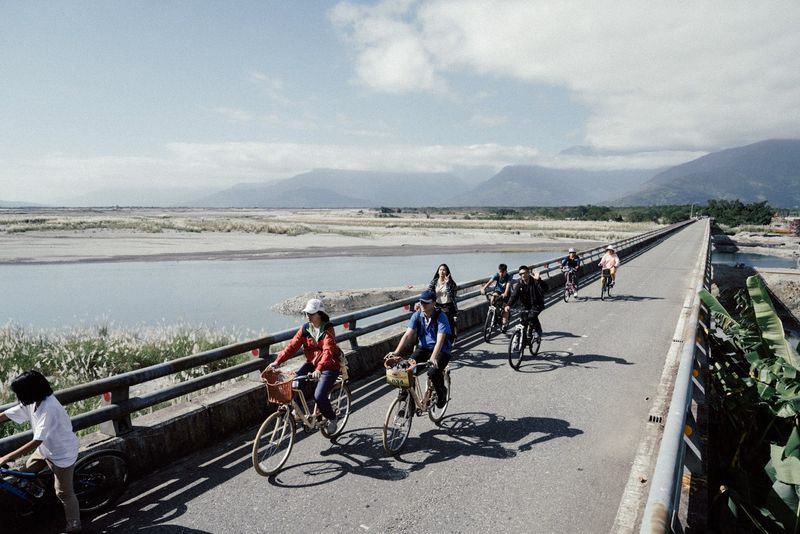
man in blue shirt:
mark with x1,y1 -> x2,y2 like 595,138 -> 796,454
385,289 -> 451,407
480,263 -> 513,332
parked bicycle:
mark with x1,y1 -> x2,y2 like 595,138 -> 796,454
562,266 -> 578,302
0,449 -> 129,523
252,369 -> 351,476
507,309 -> 542,370
483,293 -> 505,342
600,268 -> 614,300
382,358 -> 451,455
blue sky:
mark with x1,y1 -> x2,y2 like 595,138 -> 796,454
2,1 -> 799,204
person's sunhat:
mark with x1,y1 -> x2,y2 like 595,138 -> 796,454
606,245 -> 616,251
302,298 -> 325,314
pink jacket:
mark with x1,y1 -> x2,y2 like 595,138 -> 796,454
598,253 -> 620,270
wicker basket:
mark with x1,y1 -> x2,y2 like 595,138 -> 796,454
261,369 -> 295,404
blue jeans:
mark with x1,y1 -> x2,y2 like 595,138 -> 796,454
295,363 -> 339,420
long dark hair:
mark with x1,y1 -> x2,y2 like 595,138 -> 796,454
11,370 -> 54,406
317,311 -> 331,324
432,263 -> 456,285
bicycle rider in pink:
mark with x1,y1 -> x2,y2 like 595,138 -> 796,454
598,245 -> 620,286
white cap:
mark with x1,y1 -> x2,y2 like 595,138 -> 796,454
606,245 -> 616,251
568,247 -> 576,253
302,298 -> 325,314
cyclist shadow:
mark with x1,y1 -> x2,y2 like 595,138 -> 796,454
452,349 -> 508,370
394,411 -> 583,469
543,330 -> 582,341
515,351 -> 632,373
269,428 -> 410,488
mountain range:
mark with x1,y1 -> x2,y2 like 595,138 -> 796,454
2,139 -> 799,208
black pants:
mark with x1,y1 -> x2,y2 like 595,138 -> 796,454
520,309 -> 543,336
436,302 -> 458,338
411,347 -> 450,400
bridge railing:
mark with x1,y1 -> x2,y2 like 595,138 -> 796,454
0,219 -> 692,454
640,220 -> 712,533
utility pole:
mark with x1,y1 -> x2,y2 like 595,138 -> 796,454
690,203 -> 695,219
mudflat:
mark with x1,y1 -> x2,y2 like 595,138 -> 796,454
0,207 -> 660,264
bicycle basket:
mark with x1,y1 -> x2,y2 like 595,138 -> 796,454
261,368 -> 295,404
385,367 -> 414,388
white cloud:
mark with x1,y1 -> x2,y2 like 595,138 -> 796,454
468,113 -> 508,127
331,0 -> 800,152
213,107 -> 253,123
248,70 -> 293,105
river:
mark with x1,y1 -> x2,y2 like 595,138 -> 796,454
0,251 -> 557,335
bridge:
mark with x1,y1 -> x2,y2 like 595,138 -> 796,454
8,220 -> 711,533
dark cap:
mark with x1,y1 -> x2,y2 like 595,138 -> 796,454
418,289 -> 436,303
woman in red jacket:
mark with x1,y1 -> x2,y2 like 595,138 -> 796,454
266,298 -> 341,434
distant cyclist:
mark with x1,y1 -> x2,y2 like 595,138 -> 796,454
480,263 -> 513,332
505,265 -> 549,338
598,245 -> 620,287
561,247 -> 582,296
385,290 -> 451,408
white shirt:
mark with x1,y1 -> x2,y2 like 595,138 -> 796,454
4,395 -> 80,467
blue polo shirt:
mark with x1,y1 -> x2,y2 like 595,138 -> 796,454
408,310 -> 452,354
491,272 -> 512,293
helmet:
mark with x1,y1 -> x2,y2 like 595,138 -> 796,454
568,248 -> 576,253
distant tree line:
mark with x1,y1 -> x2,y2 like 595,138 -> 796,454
704,199 -> 773,227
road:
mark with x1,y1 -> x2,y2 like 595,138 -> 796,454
47,222 -> 707,534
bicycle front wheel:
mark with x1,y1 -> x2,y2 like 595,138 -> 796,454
74,449 -> 130,513
529,333 -> 542,357
383,393 -> 413,455
483,307 -> 495,342
563,287 -> 571,303
428,370 -> 451,425
508,330 -> 524,370
320,383 -> 352,440
252,409 -> 296,476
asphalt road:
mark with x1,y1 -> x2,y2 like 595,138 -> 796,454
39,221 -> 707,534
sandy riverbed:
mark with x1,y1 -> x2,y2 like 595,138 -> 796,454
0,207 -> 654,264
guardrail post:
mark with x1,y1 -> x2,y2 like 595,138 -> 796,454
347,320 -> 359,350
99,386 -> 132,436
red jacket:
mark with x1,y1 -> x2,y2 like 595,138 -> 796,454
274,322 -> 341,372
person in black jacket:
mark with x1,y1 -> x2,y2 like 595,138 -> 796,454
505,265 -> 549,337
427,263 -> 458,338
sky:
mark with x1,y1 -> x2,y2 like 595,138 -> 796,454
1,0 -> 799,204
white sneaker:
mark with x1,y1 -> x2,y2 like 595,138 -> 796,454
325,419 -> 338,434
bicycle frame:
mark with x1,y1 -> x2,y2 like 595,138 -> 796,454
0,466 -> 42,503
286,375 -> 346,430
392,365 -> 435,413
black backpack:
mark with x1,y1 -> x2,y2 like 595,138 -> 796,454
414,309 -> 454,345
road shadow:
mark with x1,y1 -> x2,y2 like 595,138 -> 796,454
391,411 -> 583,468
514,351 -> 633,373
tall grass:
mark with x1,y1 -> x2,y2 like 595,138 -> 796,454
0,323 -> 251,438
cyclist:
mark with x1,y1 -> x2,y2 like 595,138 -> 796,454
561,247 -> 582,296
505,265 -> 549,338
384,289 -> 451,408
427,263 -> 458,338
266,298 -> 342,435
480,263 -> 513,332
598,245 -> 620,287
0,370 -> 81,533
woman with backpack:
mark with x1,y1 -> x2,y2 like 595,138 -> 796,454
266,298 -> 342,435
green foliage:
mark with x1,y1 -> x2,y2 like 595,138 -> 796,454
701,278 -> 800,531
706,199 -> 774,227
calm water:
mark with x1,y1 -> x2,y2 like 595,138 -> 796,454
0,252 -> 556,335
712,251 -> 798,269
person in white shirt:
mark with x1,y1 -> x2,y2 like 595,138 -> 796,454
0,370 -> 81,533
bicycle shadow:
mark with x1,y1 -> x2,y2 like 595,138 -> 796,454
543,330 -> 582,341
515,351 -> 633,373
392,411 -> 583,468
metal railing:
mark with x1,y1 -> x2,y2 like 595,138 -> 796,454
0,219 -> 693,453
640,219 -> 712,533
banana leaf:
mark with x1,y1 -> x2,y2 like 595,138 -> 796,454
699,288 -> 742,332
747,276 -> 800,370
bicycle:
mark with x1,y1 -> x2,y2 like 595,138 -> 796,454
0,449 -> 129,521
507,309 -> 542,370
252,369 -> 352,476
482,293 -> 505,342
562,267 -> 578,302
382,358 -> 451,455
600,268 -> 614,300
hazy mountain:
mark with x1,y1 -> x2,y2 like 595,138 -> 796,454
450,166 -> 656,206
194,169 -> 468,208
0,200 -> 43,207
56,187 -> 220,207
614,139 -> 800,207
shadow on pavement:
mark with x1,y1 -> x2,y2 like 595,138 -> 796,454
515,351 -> 632,373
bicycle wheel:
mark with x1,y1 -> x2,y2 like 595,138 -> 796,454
428,369 -> 451,425
508,330 -> 524,370
320,383 -> 352,440
529,332 -> 542,357
600,278 -> 607,300
252,409 -> 296,476
73,449 -> 130,513
483,306 -> 495,342
382,393 -> 413,455
563,286 -> 571,303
